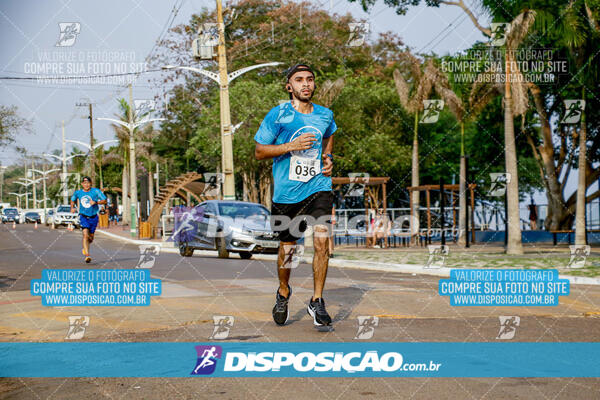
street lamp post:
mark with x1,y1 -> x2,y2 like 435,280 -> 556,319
162,61 -> 280,200
14,181 -> 36,209
9,192 -> 30,209
43,121 -> 86,204
96,84 -> 164,237
30,167 -> 60,218
65,139 -> 117,190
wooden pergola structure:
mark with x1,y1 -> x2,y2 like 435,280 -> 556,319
407,183 -> 477,242
332,177 -> 390,216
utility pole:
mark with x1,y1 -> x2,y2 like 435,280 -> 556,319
216,0 -> 235,200
96,85 -> 163,237
155,163 -> 160,195
89,103 -> 95,182
31,160 -> 37,208
0,166 -> 7,203
43,122 -> 86,205
163,11 -> 279,201
23,161 -> 29,209
62,121 -> 67,204
76,101 -> 96,182
128,84 -> 138,236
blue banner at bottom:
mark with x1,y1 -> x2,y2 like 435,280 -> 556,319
1,342 -> 599,377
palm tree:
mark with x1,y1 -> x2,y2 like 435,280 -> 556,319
426,60 -> 497,245
108,99 -> 133,225
393,54 -> 439,226
555,0 -> 599,245
502,11 -> 537,254
106,98 -> 162,224
469,11 -> 535,254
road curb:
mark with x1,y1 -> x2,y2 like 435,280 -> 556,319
95,229 -> 600,285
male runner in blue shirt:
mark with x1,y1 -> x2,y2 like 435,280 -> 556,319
255,64 -> 336,327
70,176 -> 107,263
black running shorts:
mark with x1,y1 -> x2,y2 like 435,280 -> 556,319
271,190 -> 334,242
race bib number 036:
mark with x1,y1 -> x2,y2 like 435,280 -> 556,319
289,155 -> 320,182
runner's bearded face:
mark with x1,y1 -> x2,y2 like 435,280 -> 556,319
289,71 -> 315,102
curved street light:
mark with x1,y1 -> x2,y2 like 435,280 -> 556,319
162,61 -> 281,199
95,85 -> 166,237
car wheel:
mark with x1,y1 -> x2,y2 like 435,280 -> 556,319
217,237 -> 229,259
239,251 -> 252,260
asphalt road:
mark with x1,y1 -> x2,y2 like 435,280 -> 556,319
1,223 -> 600,399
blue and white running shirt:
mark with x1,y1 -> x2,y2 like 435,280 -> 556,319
254,102 -> 337,204
71,188 -> 106,217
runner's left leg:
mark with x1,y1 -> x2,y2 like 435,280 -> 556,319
82,228 -> 90,256
312,225 -> 330,300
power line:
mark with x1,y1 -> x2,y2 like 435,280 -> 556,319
418,11 -> 466,54
145,0 -> 186,63
0,68 -> 164,81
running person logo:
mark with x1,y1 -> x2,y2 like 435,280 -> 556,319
567,245 -> 590,268
280,244 -> 304,269
354,316 -> 379,339
65,316 -> 90,340
345,173 -> 369,197
420,100 -> 444,123
488,173 -> 511,197
497,316 -> 520,339
560,100 -> 585,124
426,245 -> 449,268
490,23 -> 510,46
276,101 -> 295,124
56,22 -> 81,47
202,173 -> 224,197
137,245 -> 161,269
134,99 -> 156,119
346,22 -> 369,47
191,345 -> 223,375
209,316 -> 234,339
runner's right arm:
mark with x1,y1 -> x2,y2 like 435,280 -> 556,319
255,133 -> 316,160
70,192 -> 78,214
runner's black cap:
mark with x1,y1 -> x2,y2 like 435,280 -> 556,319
82,176 -> 92,183
286,63 -> 315,81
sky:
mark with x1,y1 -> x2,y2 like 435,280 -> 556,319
0,0 -> 489,164
2,0 -> 594,215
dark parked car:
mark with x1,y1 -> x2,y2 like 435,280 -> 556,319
174,200 -> 279,259
24,211 -> 41,223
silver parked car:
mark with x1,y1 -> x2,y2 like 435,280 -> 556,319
47,205 -> 79,228
175,200 -> 279,259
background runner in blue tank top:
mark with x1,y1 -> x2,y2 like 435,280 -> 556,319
70,176 -> 107,263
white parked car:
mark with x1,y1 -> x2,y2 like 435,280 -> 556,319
47,205 -> 79,228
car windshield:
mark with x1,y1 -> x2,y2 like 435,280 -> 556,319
57,206 -> 71,213
217,203 -> 269,220
3,208 -> 17,215
26,212 -> 39,217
